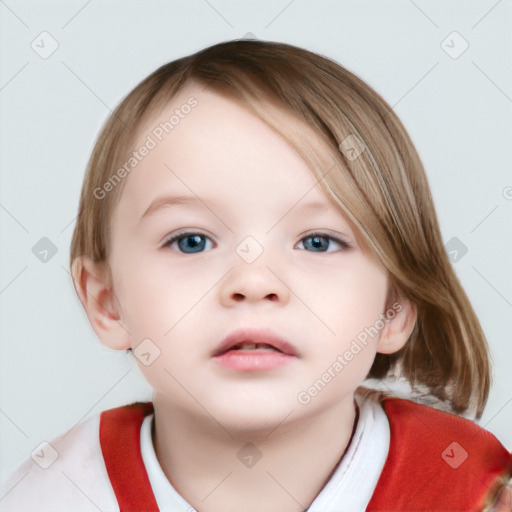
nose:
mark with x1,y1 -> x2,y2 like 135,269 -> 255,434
218,254 -> 291,308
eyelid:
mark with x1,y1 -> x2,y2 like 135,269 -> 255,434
161,228 -> 217,248
298,230 -> 353,248
160,228 -> 354,250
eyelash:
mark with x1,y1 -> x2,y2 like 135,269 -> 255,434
297,232 -> 353,252
162,230 -> 353,253
163,230 -> 216,252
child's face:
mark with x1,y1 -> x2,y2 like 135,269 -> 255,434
105,84 -> 398,428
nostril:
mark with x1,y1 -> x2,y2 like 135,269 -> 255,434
230,292 -> 278,302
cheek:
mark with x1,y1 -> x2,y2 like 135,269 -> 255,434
300,257 -> 388,341
109,249 -> 221,340
344,263 -> 388,327
300,262 -> 387,398
109,248 -> 169,337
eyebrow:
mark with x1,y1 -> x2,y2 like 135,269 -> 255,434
140,193 -> 332,222
140,194 -> 205,221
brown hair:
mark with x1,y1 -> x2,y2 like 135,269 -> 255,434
70,39 -> 490,417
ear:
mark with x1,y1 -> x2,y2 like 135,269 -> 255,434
71,256 -> 131,350
376,294 -> 417,355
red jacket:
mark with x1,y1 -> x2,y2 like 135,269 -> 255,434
100,398 -> 512,511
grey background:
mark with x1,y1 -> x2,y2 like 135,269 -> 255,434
1,0 -> 511,482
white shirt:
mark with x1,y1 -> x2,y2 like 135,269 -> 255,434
140,392 -> 390,512
0,392 -> 390,512
0,414 -> 119,512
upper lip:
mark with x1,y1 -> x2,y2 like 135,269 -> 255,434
212,328 -> 299,357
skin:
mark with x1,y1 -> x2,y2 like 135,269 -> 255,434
77,83 -> 417,512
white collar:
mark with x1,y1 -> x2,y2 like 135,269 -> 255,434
140,392 -> 389,511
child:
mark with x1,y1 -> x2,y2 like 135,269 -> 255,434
1,39 -> 511,512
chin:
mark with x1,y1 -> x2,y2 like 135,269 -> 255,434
222,412 -> 289,438
212,397 -> 298,435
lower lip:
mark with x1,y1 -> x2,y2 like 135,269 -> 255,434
213,349 -> 296,372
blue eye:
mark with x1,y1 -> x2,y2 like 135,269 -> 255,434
164,232 -> 214,253
298,234 -> 349,253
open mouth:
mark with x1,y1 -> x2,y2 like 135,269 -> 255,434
212,328 -> 298,372
226,343 -> 282,352
212,329 -> 298,358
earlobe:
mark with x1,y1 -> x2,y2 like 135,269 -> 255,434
376,296 -> 417,355
71,256 -> 131,350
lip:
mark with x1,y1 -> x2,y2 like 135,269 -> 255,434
212,328 -> 299,358
211,328 -> 299,372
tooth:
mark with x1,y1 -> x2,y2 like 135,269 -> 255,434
231,343 -> 280,351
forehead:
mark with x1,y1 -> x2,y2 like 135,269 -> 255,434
116,84 -> 338,215
131,81 -> 333,169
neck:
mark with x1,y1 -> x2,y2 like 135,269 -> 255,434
152,394 -> 357,512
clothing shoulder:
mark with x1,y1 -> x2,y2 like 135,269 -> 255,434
381,395 -> 511,475
382,395 -> 508,451
366,393 -> 512,511
0,413 -> 118,512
